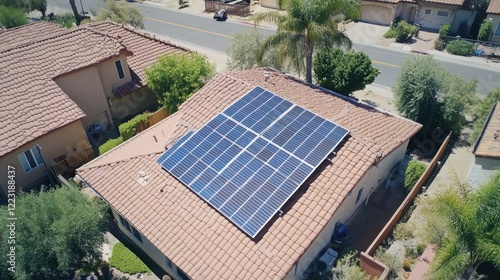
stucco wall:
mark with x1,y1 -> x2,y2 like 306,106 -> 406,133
110,87 -> 159,122
0,121 -> 90,202
110,208 -> 181,280
55,66 -> 111,129
416,4 -> 457,30
451,9 -> 475,34
284,140 -> 410,279
96,54 -> 132,99
261,0 -> 280,9
468,156 -> 499,189
488,14 -> 500,43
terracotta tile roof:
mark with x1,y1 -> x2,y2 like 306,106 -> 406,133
419,0 -> 464,5
363,0 -> 400,4
78,68 -> 421,279
85,21 -> 190,84
0,26 -> 128,157
487,0 -> 500,14
0,21 -> 66,51
473,102 -> 500,158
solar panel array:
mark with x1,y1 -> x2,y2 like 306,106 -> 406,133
157,86 -> 349,237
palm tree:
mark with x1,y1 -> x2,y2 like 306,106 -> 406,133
428,172 -> 500,279
252,0 -> 360,83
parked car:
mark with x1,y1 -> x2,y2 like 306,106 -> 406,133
213,9 -> 228,21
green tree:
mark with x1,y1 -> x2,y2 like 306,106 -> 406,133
93,0 -> 144,29
252,0 -> 361,83
471,88 -> 500,141
393,56 -> 476,134
0,0 -> 46,17
0,186 -> 108,279
226,29 -> 285,71
145,53 -> 215,114
478,19 -> 492,41
332,251 -> 369,280
0,5 -> 28,28
424,172 -> 500,279
404,159 -> 426,191
313,48 -> 379,96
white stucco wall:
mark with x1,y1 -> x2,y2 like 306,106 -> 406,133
110,208 -> 183,280
416,4 -> 457,31
468,157 -> 500,189
284,140 -> 410,279
488,14 -> 500,43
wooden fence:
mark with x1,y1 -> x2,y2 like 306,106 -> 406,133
204,0 -> 251,17
360,133 -> 452,279
135,107 -> 169,134
51,146 -> 95,176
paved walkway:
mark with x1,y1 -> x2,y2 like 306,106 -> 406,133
407,245 -> 436,280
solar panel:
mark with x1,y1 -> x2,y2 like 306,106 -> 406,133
157,86 -> 349,237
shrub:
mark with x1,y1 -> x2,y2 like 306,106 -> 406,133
0,5 -> 28,29
99,137 -> 124,155
446,40 -> 474,56
417,243 -> 426,256
393,222 -> 415,240
403,258 -> 413,271
439,23 -> 452,36
384,28 -> 397,39
109,243 -> 151,275
404,160 -> 426,191
478,19 -> 492,41
45,13 -> 76,28
119,112 -> 151,141
395,20 -> 418,43
434,38 -> 446,50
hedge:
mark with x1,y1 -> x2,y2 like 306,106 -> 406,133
119,112 -> 151,141
109,242 -> 151,275
446,40 -> 474,56
98,137 -> 124,155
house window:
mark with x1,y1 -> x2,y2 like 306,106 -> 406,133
18,147 -> 43,172
355,187 -> 364,204
131,226 -> 143,243
115,60 -> 125,80
424,9 -> 431,15
119,216 -> 131,232
495,21 -> 500,36
437,11 -> 449,17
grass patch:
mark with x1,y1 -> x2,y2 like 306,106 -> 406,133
109,242 -> 151,275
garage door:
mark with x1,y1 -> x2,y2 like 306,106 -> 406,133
361,5 -> 392,26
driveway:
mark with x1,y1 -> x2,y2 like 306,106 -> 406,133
343,22 -> 390,46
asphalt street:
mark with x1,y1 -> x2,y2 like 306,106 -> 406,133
46,0 -> 500,95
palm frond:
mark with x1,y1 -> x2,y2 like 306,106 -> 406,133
250,11 -> 287,26
431,239 -> 469,279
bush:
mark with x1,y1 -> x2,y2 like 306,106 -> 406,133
439,23 -> 452,36
403,258 -> 413,271
44,13 -> 76,28
99,137 -> 124,155
393,222 -> 415,240
434,38 -> 446,50
119,112 -> 151,141
446,40 -> 474,56
109,243 -> 151,275
384,28 -> 397,39
0,5 -> 28,28
478,19 -> 492,41
395,20 -> 418,43
404,160 -> 426,191
417,243 -> 426,256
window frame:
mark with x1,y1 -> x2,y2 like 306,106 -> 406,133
424,9 -> 432,15
355,187 -> 364,204
18,147 -> 43,172
436,11 -> 450,17
119,215 -> 131,232
131,226 -> 143,243
115,60 -> 125,80
495,21 -> 500,36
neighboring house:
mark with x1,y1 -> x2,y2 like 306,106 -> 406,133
77,68 -> 421,280
469,102 -> 500,188
487,0 -> 500,43
0,21 -> 188,203
361,0 -> 474,33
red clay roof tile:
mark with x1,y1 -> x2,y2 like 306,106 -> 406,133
77,68 -> 421,279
